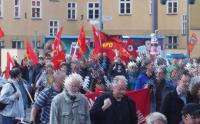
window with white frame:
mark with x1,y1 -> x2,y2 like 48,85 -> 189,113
32,0 -> 41,18
0,40 -> 4,48
12,40 -> 24,48
87,2 -> 99,20
181,14 -> 187,35
149,0 -> 152,15
166,36 -> 178,49
167,0 -> 178,14
119,0 -> 132,15
49,20 -> 59,36
0,0 -> 3,17
14,0 -> 20,18
67,2 -> 77,20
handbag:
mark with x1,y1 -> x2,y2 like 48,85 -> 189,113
0,82 -> 17,110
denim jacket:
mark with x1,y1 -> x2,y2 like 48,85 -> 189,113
0,79 -> 25,118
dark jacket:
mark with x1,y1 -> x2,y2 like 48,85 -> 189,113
32,63 -> 44,85
90,92 -> 138,124
109,63 -> 126,79
161,90 -> 193,124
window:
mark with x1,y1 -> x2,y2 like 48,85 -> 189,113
67,2 -> 77,20
166,36 -> 178,49
119,0 -> 132,15
32,0 -> 42,18
0,40 -> 4,48
181,14 -> 187,35
14,0 -> 20,18
87,2 -> 99,20
0,0 -> 3,17
49,20 -> 59,36
167,0 -> 178,14
12,40 -> 24,48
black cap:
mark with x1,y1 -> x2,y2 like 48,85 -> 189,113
182,103 -> 200,116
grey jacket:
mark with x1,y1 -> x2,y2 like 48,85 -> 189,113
0,79 -> 25,118
50,90 -> 91,124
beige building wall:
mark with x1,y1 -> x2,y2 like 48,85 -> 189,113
189,0 -> 200,58
0,0 -> 199,58
1,49 -> 24,71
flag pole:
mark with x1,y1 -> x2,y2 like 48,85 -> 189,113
21,78 -> 34,103
72,42 -> 78,58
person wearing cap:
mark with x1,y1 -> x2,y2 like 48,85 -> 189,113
180,103 -> 200,124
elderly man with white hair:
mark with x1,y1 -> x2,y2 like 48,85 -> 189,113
145,112 -> 167,124
50,73 -> 91,124
90,75 -> 138,124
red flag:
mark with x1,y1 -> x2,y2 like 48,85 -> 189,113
92,25 -> 101,52
85,89 -> 150,124
99,31 -> 109,42
53,27 -> 63,56
52,51 -> 66,69
0,27 -> 5,38
5,52 -> 15,79
126,39 -> 138,58
26,41 -> 38,65
115,43 -> 130,63
77,25 -> 86,54
52,27 -> 66,69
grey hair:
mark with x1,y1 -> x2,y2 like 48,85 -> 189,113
53,70 -> 66,83
64,73 -> 83,90
112,75 -> 127,87
189,76 -> 200,96
146,112 -> 167,124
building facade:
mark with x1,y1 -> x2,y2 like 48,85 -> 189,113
0,0 -> 199,58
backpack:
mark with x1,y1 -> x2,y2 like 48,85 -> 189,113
0,82 -> 17,110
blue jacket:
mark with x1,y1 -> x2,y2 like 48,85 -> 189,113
135,73 -> 153,90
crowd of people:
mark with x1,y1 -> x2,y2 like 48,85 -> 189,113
0,52 -> 200,124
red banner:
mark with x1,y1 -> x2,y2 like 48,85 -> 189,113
85,89 -> 150,124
